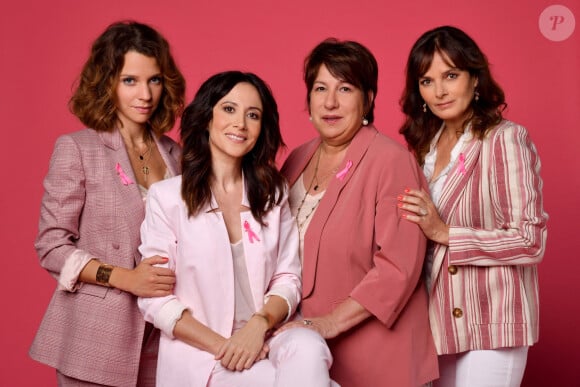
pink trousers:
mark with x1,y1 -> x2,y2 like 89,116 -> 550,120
208,327 -> 338,387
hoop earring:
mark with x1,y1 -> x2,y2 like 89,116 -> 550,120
422,103 -> 427,113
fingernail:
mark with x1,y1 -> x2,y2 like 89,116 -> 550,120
397,195 -> 403,201
404,188 -> 410,193
397,202 -> 403,208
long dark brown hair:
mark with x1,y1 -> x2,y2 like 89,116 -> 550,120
180,71 -> 285,225
70,20 -> 185,134
399,25 -> 506,164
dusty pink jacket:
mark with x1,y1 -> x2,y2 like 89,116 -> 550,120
282,125 -> 438,387
30,128 -> 181,386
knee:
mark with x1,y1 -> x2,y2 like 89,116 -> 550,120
271,328 -> 332,362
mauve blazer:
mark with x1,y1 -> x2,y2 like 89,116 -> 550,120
282,125 -> 438,387
30,128 -> 181,386
427,120 -> 548,354
138,176 -> 302,387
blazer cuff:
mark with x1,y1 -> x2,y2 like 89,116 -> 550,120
264,291 -> 293,323
155,299 -> 189,338
58,249 -> 94,292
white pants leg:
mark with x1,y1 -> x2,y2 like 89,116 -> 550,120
435,346 -> 529,387
268,327 -> 338,387
208,327 -> 337,387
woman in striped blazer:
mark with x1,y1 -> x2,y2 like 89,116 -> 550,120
397,26 -> 548,387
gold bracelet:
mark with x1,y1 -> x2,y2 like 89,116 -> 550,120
252,311 -> 274,329
96,264 -> 114,286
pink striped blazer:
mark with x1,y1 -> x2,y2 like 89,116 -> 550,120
427,120 -> 548,354
30,128 -> 181,386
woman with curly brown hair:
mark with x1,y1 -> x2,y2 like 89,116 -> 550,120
398,25 -> 548,386
30,20 -> 186,386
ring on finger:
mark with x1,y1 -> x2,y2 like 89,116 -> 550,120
303,319 -> 313,326
419,207 -> 428,216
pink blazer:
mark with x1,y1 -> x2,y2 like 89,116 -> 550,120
138,176 -> 301,387
282,125 -> 438,386
427,120 -> 548,354
30,128 -> 181,386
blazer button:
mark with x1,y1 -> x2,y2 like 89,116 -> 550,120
453,308 -> 463,318
112,243 -> 120,249
448,265 -> 458,275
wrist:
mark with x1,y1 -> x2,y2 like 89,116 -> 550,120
95,264 -> 114,287
107,266 -> 128,291
252,311 -> 274,331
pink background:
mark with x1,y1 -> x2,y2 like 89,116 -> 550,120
1,0 -> 578,385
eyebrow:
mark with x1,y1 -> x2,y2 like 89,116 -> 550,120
220,100 -> 263,112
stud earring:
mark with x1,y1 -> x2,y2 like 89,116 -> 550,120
474,91 -> 480,102
362,118 -> 369,126
422,103 -> 427,113
309,116 -> 313,121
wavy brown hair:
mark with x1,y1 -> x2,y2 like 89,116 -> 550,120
70,20 -> 185,134
304,38 -> 378,123
399,25 -> 506,164
180,71 -> 285,225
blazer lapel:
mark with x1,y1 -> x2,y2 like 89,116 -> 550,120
301,125 -> 378,298
428,137 -> 482,291
155,135 -> 180,176
100,129 -> 146,264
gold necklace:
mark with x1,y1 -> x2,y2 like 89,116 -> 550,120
295,147 -> 323,232
295,146 -> 345,231
126,132 -> 153,182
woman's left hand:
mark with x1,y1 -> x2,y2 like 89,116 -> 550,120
214,316 -> 269,371
398,188 -> 450,246
273,315 -> 340,339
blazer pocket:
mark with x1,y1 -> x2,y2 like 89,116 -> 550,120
77,282 -> 109,299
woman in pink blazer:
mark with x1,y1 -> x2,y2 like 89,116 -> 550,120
30,21 -> 185,386
398,26 -> 548,386
278,39 -> 438,386
138,71 -> 335,386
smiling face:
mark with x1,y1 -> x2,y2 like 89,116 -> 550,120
208,82 -> 263,164
309,64 -> 368,147
419,51 -> 478,130
115,51 -> 163,130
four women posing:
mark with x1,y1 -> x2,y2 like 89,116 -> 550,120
31,20 -> 546,387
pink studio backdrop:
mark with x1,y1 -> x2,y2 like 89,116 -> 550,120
1,0 -> 577,385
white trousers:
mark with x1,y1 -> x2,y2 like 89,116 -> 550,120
208,327 -> 339,387
434,346 -> 529,387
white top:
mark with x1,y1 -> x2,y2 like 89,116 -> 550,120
423,125 -> 472,206
289,173 -> 325,265
231,239 -> 255,332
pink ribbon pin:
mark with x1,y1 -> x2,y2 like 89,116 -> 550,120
458,153 -> 466,176
115,163 -> 134,185
335,160 -> 353,181
243,220 -> 260,243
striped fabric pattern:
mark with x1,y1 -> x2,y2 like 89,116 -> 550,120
427,120 -> 548,354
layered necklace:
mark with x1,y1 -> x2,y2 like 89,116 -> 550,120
139,134 -> 154,182
295,147 -> 341,232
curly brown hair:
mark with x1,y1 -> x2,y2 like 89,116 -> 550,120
70,20 -> 185,134
399,26 -> 506,164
